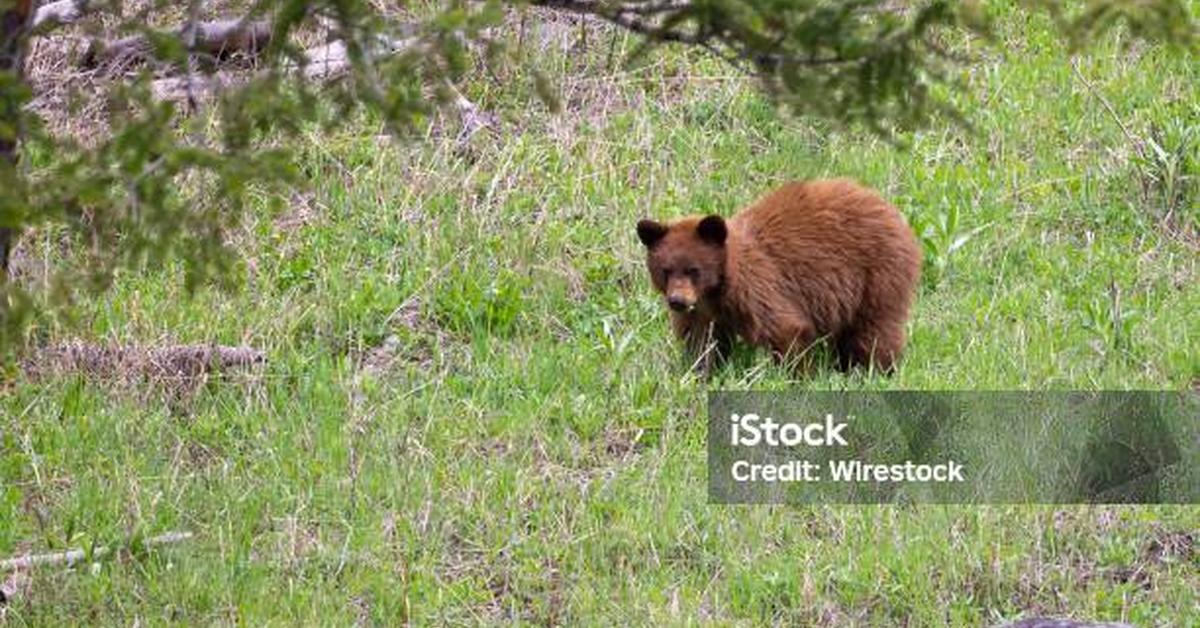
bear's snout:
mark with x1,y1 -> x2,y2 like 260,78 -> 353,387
665,279 -> 698,312
667,295 -> 694,312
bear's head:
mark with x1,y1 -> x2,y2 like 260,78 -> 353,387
636,215 -> 728,314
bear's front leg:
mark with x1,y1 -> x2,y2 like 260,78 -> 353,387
671,313 -> 729,376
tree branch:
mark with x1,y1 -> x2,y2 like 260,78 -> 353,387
0,0 -> 34,281
532,0 -> 706,45
1,531 -> 194,572
529,0 -> 873,70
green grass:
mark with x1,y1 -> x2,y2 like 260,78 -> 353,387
2,4 -> 1198,625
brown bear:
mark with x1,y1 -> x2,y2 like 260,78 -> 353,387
636,179 -> 921,373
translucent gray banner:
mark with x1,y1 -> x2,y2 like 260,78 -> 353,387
708,392 -> 1198,504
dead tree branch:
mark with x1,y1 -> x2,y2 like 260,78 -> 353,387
0,531 -> 194,573
443,79 -> 498,147
0,0 -> 34,280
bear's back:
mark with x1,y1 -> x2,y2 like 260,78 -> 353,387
723,179 -> 920,335
731,179 -> 919,274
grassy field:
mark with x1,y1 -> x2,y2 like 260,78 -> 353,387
2,2 -> 1198,625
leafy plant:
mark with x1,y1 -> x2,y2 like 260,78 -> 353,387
1081,282 -> 1142,360
433,265 -> 528,338
1132,109 -> 1199,223
908,200 -> 991,288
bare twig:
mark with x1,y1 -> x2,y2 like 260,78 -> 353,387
0,531 -> 194,572
1071,57 -> 1145,155
443,79 -> 498,147
182,0 -> 203,114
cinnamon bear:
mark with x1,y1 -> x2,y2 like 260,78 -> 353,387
636,179 -> 921,373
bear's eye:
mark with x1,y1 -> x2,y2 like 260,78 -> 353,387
685,267 -> 700,278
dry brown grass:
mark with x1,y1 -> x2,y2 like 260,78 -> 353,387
21,339 -> 265,386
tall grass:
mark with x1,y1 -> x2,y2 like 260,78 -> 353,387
2,3 -> 1197,625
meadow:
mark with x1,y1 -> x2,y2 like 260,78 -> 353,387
1,2 -> 1197,625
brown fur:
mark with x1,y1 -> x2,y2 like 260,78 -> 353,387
636,179 -> 921,372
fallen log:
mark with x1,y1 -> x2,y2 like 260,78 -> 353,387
30,0 -> 90,31
84,19 -> 274,68
151,34 -> 418,102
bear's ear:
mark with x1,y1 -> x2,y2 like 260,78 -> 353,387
637,219 -> 668,248
697,215 -> 727,246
